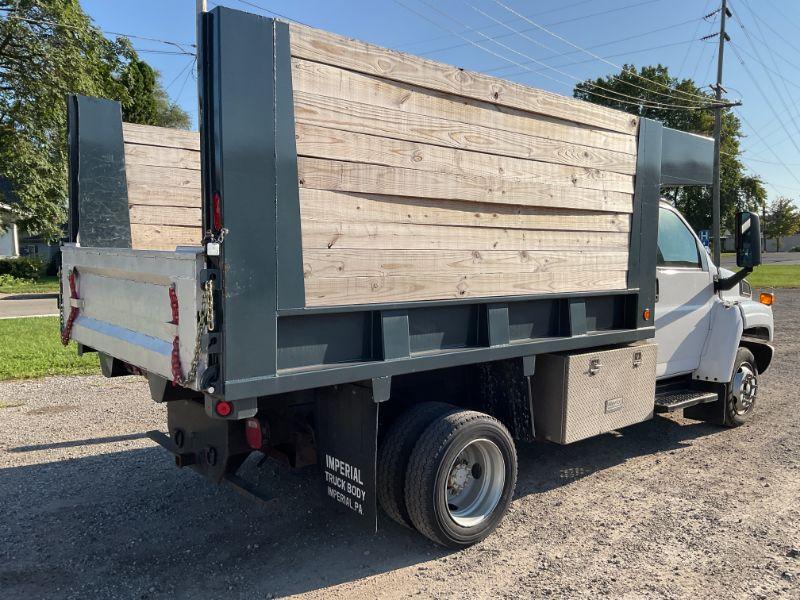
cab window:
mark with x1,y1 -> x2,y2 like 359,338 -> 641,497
657,208 -> 701,268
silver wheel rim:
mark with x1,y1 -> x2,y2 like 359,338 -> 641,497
443,438 -> 505,528
732,362 -> 757,415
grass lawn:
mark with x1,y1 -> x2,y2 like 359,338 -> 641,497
748,265 -> 800,289
0,275 -> 60,294
0,316 -> 99,381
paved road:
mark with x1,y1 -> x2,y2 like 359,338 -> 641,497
0,292 -> 798,599
0,293 -> 58,319
720,251 -> 800,267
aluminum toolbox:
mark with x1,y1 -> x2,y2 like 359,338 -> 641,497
531,342 -> 657,444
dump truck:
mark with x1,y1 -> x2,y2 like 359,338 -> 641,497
60,7 -> 774,547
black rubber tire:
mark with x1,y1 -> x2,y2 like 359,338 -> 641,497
724,347 -> 758,427
377,402 -> 457,528
404,410 -> 517,548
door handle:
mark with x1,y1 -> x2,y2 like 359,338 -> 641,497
655,277 -> 660,303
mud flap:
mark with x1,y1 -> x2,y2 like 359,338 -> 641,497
315,383 -> 379,532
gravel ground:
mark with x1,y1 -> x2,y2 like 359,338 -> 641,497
1,292 -> 798,599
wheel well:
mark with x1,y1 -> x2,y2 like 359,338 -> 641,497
382,360 -> 534,442
739,339 -> 773,374
742,327 -> 770,341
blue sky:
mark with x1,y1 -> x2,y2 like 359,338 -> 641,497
80,0 -> 800,204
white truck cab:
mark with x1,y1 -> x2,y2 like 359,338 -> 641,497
653,200 -> 774,425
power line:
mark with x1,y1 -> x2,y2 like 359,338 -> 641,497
496,38 -> 699,81
395,0 -> 597,51
484,15 -> 703,77
729,43 -> 800,159
416,0 -> 664,58
677,0 -> 714,79
164,55 -> 197,93
229,0 -> 310,26
738,0 -> 800,62
487,0 -> 720,105
736,108 -> 800,188
0,7 -> 196,53
395,0 -> 716,112
466,0 -> 714,107
730,5 -> 800,148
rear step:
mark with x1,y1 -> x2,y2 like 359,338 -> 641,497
654,390 -> 719,412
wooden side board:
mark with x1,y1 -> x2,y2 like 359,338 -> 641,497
300,189 -> 631,232
294,91 -> 637,176
288,23 -> 639,135
117,20 -> 638,304
122,124 -> 202,250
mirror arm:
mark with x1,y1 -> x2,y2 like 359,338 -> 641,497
714,267 -> 752,292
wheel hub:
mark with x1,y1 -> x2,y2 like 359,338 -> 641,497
444,438 -> 505,528
732,363 -> 757,415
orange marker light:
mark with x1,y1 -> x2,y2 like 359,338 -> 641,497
643,308 -> 651,321
759,292 -> 774,306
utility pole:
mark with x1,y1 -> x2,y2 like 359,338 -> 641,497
711,0 -> 731,266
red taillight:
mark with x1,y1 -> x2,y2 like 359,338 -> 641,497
215,400 -> 232,417
212,191 -> 222,231
245,418 -> 263,449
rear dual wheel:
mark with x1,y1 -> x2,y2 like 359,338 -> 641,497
378,404 -> 517,548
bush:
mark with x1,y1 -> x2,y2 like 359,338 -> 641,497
0,274 -> 24,288
0,257 -> 44,279
790,246 -> 800,253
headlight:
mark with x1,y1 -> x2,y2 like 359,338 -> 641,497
740,279 -> 752,298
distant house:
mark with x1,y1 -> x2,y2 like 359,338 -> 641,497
0,202 -> 20,258
0,178 -> 61,263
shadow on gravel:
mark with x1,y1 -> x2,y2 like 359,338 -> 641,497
514,413 -> 720,498
0,412 -> 723,599
7,432 -> 150,452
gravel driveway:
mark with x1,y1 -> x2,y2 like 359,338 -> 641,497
1,292 -> 798,599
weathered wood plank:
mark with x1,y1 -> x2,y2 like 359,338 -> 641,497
302,220 -> 629,251
125,163 -> 201,190
295,123 -> 634,195
129,205 -> 201,227
127,182 -> 201,208
298,158 -> 633,213
291,58 -> 637,156
292,58 -> 636,155
288,23 -> 638,135
294,92 -> 636,176
305,270 -> 628,305
303,249 -> 628,279
124,142 -> 200,171
299,189 -> 631,232
130,224 -> 201,251
122,122 -> 200,151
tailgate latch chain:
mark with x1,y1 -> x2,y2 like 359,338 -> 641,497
60,269 -> 80,346
170,278 -> 215,388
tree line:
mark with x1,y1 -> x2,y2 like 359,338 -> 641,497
0,0 -> 190,241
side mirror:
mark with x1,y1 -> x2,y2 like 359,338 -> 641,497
736,211 -> 761,268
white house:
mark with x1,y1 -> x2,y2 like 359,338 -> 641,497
0,202 -> 20,258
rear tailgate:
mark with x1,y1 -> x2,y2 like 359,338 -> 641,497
61,244 -> 206,388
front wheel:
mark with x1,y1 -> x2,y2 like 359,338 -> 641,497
404,410 -> 517,548
724,347 -> 759,427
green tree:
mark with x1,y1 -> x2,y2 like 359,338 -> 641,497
0,0 -> 189,241
764,197 -> 800,252
117,40 -> 190,129
574,65 -> 766,233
